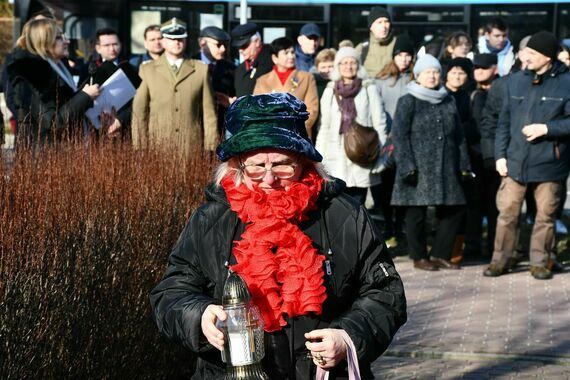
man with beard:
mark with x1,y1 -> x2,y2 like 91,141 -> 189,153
196,26 -> 235,134
355,6 -> 397,77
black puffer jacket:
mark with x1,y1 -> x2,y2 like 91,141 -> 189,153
7,48 -> 92,146
150,179 -> 407,379
495,61 -> 570,183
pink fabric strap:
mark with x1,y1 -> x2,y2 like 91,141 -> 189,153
315,330 -> 361,380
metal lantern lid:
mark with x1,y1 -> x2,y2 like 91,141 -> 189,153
222,270 -> 252,306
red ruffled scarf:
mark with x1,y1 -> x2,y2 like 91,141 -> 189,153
221,169 -> 327,332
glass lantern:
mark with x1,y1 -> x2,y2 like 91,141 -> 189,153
217,270 -> 268,380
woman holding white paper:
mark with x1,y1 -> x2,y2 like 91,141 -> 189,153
7,18 -> 100,146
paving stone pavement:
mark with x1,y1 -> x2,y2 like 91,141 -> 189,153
371,258 -> 570,379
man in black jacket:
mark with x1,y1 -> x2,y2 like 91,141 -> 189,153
196,26 -> 236,134
231,23 -> 273,97
485,32 -> 570,280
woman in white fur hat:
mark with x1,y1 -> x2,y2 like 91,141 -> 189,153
315,46 -> 387,205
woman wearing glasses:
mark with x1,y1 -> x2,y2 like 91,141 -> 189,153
7,18 -> 100,146
150,93 -> 406,379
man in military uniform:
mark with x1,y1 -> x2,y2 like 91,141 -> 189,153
231,22 -> 273,97
196,26 -> 236,134
132,18 -> 218,157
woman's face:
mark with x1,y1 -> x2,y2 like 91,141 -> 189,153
394,52 -> 412,72
445,66 -> 468,91
447,36 -> 472,58
271,47 -> 296,71
416,68 -> 441,89
317,60 -> 334,79
339,57 -> 358,80
51,30 -> 69,60
240,150 -> 304,193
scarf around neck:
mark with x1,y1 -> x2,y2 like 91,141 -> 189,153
407,81 -> 448,104
221,168 -> 327,332
335,78 -> 363,134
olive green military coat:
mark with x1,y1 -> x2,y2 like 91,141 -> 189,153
132,55 -> 218,156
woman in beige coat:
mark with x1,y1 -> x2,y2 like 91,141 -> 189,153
315,47 -> 387,205
253,37 -> 319,138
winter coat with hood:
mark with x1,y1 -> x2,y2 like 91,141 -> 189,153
7,47 -> 93,145
150,179 -> 407,380
391,92 -> 470,206
316,80 -> 387,187
495,60 -> 570,183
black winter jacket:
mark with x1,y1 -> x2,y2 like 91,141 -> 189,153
495,61 -> 570,183
480,76 -> 507,161
150,179 -> 407,379
7,48 -> 93,146
234,45 -> 273,97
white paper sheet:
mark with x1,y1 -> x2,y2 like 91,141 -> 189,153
86,69 -> 136,129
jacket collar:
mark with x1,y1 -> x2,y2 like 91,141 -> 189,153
157,54 -> 195,86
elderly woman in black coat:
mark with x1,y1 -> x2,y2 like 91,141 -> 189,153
150,93 -> 406,379
7,18 -> 100,146
391,54 -> 471,271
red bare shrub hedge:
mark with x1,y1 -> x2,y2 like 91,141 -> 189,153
0,141 -> 217,378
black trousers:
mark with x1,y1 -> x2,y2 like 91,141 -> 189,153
406,205 -> 465,261
370,169 -> 405,236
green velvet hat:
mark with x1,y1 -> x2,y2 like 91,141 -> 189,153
216,93 -> 322,162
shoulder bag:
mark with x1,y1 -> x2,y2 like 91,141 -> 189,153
334,90 -> 380,167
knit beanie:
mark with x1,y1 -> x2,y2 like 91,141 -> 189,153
448,57 -> 473,74
334,46 -> 361,67
526,31 -> 560,59
392,35 -> 415,57
368,6 -> 391,27
413,54 -> 441,77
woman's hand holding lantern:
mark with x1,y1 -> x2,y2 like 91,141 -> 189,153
201,304 -> 227,351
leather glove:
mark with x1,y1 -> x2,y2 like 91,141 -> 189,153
483,158 -> 495,171
403,170 -> 418,186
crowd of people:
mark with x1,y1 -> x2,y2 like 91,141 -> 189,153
1,7 -> 569,279
2,5 -> 569,379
